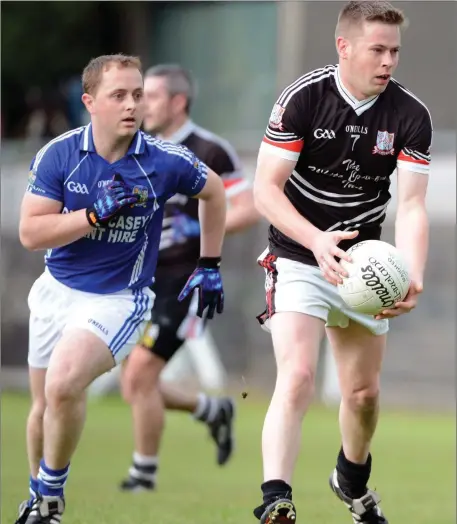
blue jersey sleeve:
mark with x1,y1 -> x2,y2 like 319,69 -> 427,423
169,145 -> 208,197
27,143 -> 64,202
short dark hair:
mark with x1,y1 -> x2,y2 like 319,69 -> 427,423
145,64 -> 196,114
336,1 -> 406,36
82,54 -> 142,95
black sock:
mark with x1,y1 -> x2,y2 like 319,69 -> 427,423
336,447 -> 372,498
261,479 -> 293,504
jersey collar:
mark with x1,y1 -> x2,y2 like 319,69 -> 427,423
79,123 -> 146,155
335,66 -> 379,116
157,119 -> 195,145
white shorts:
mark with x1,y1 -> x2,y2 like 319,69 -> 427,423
28,269 -> 154,368
257,249 -> 389,336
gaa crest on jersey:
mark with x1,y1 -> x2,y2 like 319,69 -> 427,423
26,170 -> 38,193
373,130 -> 395,156
269,103 -> 285,129
132,185 -> 148,207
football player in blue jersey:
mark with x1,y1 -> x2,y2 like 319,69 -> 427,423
15,54 -> 227,524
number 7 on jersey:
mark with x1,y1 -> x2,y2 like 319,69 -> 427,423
351,134 -> 360,151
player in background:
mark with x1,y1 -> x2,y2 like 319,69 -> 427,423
252,2 -> 432,523
15,54 -> 226,524
119,64 -> 260,491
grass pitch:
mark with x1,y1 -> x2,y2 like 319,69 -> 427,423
2,392 -> 455,523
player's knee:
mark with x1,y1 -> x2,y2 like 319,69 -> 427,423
29,398 -> 46,422
122,367 -> 153,404
346,385 -> 379,412
278,365 -> 315,405
122,352 -> 162,403
120,364 -> 135,403
45,375 -> 82,409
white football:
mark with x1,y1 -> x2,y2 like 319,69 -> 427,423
337,240 -> 410,316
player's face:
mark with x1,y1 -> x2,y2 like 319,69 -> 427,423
347,21 -> 400,97
143,76 -> 176,134
89,65 -> 145,137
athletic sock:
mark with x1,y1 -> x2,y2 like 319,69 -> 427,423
336,446 -> 372,498
253,479 -> 293,520
27,476 -> 39,507
38,460 -> 69,498
129,452 -> 158,484
192,393 -> 220,423
261,479 -> 293,504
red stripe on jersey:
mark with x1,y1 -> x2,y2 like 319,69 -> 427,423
262,136 -> 303,153
398,150 -> 429,166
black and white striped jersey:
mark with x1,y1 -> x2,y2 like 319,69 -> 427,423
261,64 -> 433,266
155,120 -> 248,273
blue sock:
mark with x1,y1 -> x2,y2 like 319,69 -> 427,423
38,459 -> 70,498
28,476 -> 39,507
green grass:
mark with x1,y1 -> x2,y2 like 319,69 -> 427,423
2,392 -> 455,523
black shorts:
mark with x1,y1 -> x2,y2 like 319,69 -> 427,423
138,272 -> 206,362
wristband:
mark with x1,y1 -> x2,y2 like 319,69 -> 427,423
197,256 -> 221,269
86,207 -> 101,228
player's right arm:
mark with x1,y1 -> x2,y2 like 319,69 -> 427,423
20,146 -> 137,251
254,152 -> 320,249
19,145 -> 93,251
19,193 -> 93,251
254,88 -> 356,285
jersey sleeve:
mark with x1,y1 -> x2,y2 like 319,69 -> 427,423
260,84 -> 309,161
205,144 -> 250,198
397,106 -> 433,175
27,143 -> 64,201
169,145 -> 209,197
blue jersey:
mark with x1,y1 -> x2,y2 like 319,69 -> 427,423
26,124 -> 208,294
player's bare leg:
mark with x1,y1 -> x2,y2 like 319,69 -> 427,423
120,345 -> 165,491
16,368 -> 47,522
120,341 -> 235,492
44,329 -> 113,467
253,312 -> 324,523
329,322 -> 384,464
27,369 -> 47,480
160,380 -> 235,466
327,320 -> 388,523
124,347 -> 165,457
159,380 -> 198,411
22,329 -> 115,524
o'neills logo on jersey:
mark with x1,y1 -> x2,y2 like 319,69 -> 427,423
346,125 -> 368,134
373,130 -> 395,156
